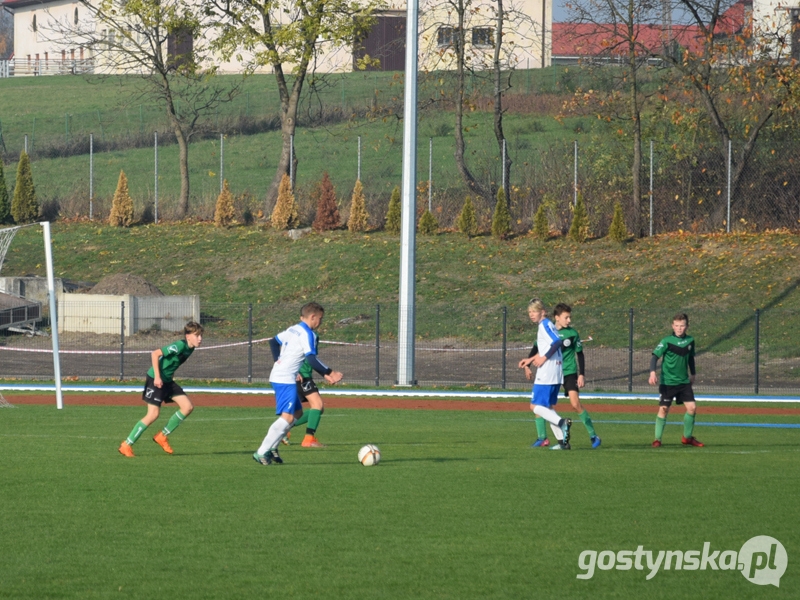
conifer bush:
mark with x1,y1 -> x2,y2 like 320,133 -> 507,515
491,187 -> 511,239
347,179 -> 369,232
312,172 -> 341,232
214,179 -> 236,228
532,202 -> 549,240
607,201 -> 628,242
271,174 -> 300,230
108,170 -> 134,227
11,151 -> 38,224
385,185 -> 401,234
457,195 -> 478,238
418,209 -> 438,235
0,160 -> 10,224
568,192 -> 590,243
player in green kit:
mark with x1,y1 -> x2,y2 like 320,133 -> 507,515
118,321 -> 204,457
524,303 -> 600,448
648,313 -> 703,448
281,359 -> 327,448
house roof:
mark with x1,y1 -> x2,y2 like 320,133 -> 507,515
552,1 -> 752,59
552,22 -> 704,58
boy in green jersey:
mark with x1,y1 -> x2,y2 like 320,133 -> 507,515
281,359 -> 327,448
119,321 -> 204,457
648,313 -> 703,448
524,303 -> 600,448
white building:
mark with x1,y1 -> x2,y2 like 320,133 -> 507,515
0,0 -> 552,76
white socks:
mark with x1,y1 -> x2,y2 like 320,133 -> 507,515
550,422 -> 564,441
533,405 -> 562,426
257,417 -> 292,455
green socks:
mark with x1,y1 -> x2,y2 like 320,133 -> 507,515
655,416 -> 667,441
162,411 -> 186,436
307,409 -> 322,435
684,413 -> 695,438
535,417 -> 547,440
578,410 -> 596,438
293,411 -> 310,428
126,420 -> 148,445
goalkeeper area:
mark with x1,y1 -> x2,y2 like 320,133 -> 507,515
1,396 -> 798,599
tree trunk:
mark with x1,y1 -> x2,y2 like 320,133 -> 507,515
453,1 -> 489,201
265,68 -> 305,213
628,35 -> 642,237
493,0 -> 511,196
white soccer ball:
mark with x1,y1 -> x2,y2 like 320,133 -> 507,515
358,444 -> 381,466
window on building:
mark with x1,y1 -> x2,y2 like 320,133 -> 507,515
74,8 -> 79,25
32,14 -> 37,33
437,27 -> 455,48
472,27 -> 494,48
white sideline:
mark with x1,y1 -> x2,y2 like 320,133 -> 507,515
0,383 -> 798,403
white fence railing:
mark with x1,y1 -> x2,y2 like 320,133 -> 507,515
0,58 -> 96,77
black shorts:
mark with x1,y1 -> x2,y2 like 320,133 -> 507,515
296,377 -> 319,402
658,383 -> 695,407
142,375 -> 186,406
563,373 -> 579,395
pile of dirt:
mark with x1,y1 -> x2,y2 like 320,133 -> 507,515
88,273 -> 164,296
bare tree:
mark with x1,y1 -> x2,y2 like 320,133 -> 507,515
657,0 -> 800,218
43,0 -> 240,217
421,0 -> 537,202
562,0 -> 662,236
207,0 -> 382,213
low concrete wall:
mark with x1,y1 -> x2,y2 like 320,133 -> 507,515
0,277 -> 64,305
58,294 -> 200,336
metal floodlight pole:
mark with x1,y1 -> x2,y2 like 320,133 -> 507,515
41,221 -> 63,410
397,0 -> 419,386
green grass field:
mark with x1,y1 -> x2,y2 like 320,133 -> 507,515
1,402 -> 797,599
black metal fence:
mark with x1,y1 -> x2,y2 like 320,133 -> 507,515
1,301 -> 797,395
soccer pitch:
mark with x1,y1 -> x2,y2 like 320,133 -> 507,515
1,404 -> 797,599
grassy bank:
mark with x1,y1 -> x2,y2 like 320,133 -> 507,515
3,223 -> 799,353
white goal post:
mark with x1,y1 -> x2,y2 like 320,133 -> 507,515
0,223 -> 63,409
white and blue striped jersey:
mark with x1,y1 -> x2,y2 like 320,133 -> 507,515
269,322 -> 318,384
534,317 -> 563,385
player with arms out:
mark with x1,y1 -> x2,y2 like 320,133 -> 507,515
649,313 -> 703,448
253,302 -> 342,465
524,303 -> 601,448
518,299 -> 572,450
119,321 -> 204,457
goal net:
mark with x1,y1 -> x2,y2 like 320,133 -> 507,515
0,223 -> 63,408
0,391 -> 15,408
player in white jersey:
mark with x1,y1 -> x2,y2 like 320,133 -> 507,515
253,302 -> 343,465
518,299 -> 572,450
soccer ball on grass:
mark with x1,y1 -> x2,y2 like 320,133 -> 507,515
358,444 -> 381,466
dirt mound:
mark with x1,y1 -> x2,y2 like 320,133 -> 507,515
88,273 -> 164,296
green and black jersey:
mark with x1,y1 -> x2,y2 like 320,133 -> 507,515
299,359 -> 313,380
147,339 -> 194,383
558,326 -> 583,377
652,334 -> 695,386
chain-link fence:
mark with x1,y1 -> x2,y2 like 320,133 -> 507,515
2,301 -> 797,394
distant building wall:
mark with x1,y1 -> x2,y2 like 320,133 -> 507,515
58,294 -> 200,336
